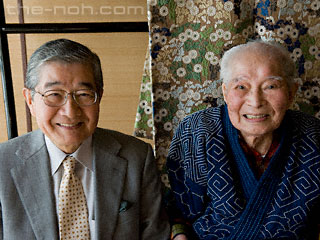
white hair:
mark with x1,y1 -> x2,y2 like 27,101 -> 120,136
220,40 -> 297,91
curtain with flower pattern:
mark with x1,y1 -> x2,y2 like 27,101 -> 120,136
134,0 -> 320,184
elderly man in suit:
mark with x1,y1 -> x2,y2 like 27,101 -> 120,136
0,39 -> 170,240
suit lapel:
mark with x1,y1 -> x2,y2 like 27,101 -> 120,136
93,129 -> 128,239
11,130 -> 59,240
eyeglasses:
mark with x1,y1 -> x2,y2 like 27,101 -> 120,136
34,89 -> 98,107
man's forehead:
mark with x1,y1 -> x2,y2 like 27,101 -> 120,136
40,81 -> 95,90
229,53 -> 284,75
231,75 -> 284,82
37,62 -> 96,89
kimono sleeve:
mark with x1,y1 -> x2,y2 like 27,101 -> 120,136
166,114 -> 208,223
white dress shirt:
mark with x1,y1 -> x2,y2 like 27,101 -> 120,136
45,135 -> 95,239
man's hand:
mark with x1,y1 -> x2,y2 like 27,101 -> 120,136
173,234 -> 188,240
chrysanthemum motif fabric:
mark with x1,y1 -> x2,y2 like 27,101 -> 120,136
58,156 -> 90,240
134,0 -> 320,186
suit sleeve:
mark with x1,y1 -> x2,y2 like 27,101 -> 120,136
0,202 -> 3,240
140,144 -> 170,240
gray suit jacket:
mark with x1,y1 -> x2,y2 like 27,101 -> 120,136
0,128 -> 170,240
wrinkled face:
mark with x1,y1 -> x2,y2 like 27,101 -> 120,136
222,51 -> 296,139
24,62 -> 102,153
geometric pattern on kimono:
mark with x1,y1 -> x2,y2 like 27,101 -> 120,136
167,105 -> 320,240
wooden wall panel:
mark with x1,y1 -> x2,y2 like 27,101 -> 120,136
7,34 -> 28,135
3,0 -> 147,23
0,32 -> 149,143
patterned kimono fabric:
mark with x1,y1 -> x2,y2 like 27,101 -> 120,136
167,105 -> 320,239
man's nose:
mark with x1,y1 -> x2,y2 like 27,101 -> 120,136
60,94 -> 81,117
247,88 -> 265,108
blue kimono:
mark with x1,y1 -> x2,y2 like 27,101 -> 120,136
167,106 -> 320,240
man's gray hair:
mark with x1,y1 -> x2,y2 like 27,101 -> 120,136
220,40 -> 297,90
25,38 -> 103,96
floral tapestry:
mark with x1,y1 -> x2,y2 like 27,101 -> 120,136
134,0 -> 320,185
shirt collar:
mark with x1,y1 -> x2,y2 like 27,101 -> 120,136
45,135 -> 93,176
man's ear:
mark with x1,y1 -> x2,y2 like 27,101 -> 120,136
98,89 -> 104,103
288,82 -> 299,105
23,88 -> 35,116
222,83 -> 228,103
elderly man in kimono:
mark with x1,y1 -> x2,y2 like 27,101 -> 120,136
167,40 -> 320,240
